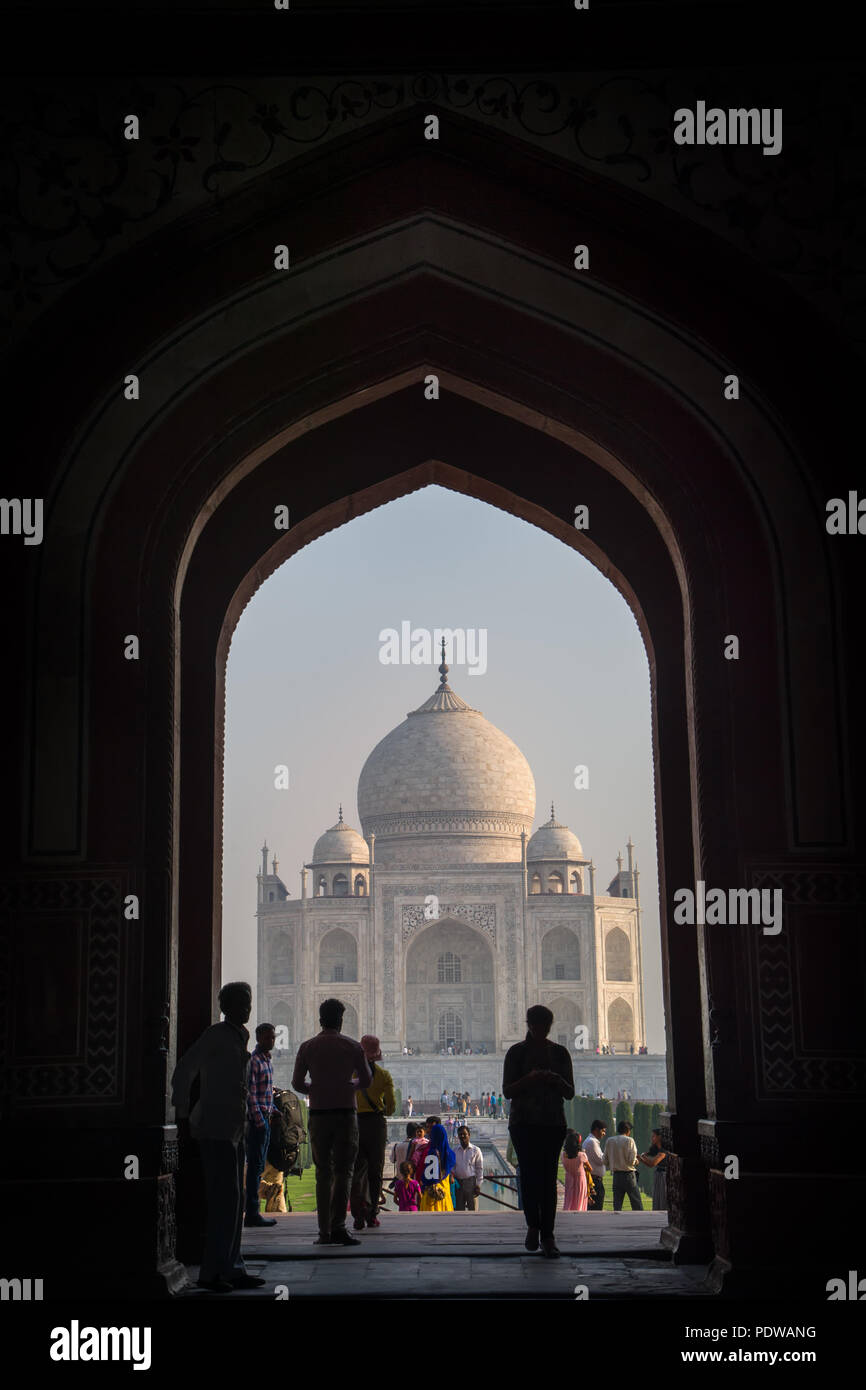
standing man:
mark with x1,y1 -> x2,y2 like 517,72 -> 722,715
502,1004 -> 575,1259
350,1034 -> 396,1230
582,1120 -> 607,1210
453,1126 -> 484,1210
292,998 -> 371,1246
244,1022 -> 277,1228
604,1120 -> 644,1211
172,981 -> 266,1292
407,1095 -> 414,1118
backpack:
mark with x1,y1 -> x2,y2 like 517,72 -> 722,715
267,1087 -> 307,1176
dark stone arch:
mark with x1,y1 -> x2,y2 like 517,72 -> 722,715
3,103 -> 860,1300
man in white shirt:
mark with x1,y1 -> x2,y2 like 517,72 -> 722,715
453,1125 -> 484,1210
172,981 -> 266,1292
604,1120 -> 644,1211
581,1120 -> 607,1211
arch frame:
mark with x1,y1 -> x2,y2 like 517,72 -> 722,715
5,107 -> 860,1295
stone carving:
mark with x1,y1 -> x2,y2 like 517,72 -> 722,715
0,874 -> 124,1102
156,1175 -> 178,1270
2,72 -> 863,353
401,902 -> 496,943
751,865 -> 866,1093
160,1137 -> 180,1175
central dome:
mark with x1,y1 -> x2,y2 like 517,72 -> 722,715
358,657 -> 536,867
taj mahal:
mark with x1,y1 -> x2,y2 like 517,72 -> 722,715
256,646 -> 667,1101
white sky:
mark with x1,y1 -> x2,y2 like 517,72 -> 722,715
222,484 -> 666,1052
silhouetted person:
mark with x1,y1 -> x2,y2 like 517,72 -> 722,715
349,1033 -> 395,1229
502,1004 -> 575,1257
244,1021 -> 277,1228
172,981 -> 266,1292
292,998 -> 371,1246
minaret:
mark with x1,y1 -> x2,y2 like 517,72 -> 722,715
261,842 -> 269,879
272,855 -> 279,877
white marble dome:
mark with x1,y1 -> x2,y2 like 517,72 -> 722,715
311,810 -> 370,864
527,808 -> 584,861
357,668 -> 536,866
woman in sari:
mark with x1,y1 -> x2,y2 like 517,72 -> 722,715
561,1129 -> 591,1211
415,1118 -> 456,1212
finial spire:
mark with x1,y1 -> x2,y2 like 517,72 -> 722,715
338,804 -> 344,824
550,801 -> 555,822
438,635 -> 450,689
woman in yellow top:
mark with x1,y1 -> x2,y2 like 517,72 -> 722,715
414,1118 -> 456,1211
349,1035 -> 396,1229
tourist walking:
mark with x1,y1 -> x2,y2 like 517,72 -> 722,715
244,1022 -> 278,1228
406,1095 -> 414,1117
502,1004 -> 575,1257
453,1125 -> 484,1210
582,1121 -> 607,1210
415,1118 -> 456,1211
349,1034 -> 395,1230
171,981 -> 265,1292
291,998 -> 372,1246
639,1128 -> 669,1210
561,1129 -> 591,1212
604,1120 -> 644,1211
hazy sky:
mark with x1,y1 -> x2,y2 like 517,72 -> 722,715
222,485 -> 666,1052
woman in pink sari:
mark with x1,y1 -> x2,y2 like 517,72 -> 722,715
562,1129 -> 591,1211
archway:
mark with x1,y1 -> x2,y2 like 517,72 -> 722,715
318,928 -> 358,984
9,103 -> 855,1297
541,926 -> 581,981
608,997 -> 635,1052
546,997 -> 585,1051
405,919 -> 495,1052
605,927 -> 633,982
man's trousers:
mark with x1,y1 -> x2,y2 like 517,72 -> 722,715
455,1177 -> 478,1210
308,1110 -> 359,1239
198,1137 -> 247,1282
612,1169 -> 644,1211
349,1112 -> 387,1223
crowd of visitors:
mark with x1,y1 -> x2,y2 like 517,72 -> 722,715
171,984 -> 665,1290
565,1119 -> 668,1212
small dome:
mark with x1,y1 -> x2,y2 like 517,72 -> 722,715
527,805 -> 584,862
312,808 -> 369,864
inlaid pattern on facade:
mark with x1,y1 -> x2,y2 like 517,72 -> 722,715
401,902 -> 496,943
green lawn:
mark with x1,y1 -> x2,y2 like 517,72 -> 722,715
274,1166 -> 654,1215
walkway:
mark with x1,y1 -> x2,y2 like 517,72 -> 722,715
182,1212 -> 713,1300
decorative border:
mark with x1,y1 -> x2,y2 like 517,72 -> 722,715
0,874 -> 125,1103
2,71 -> 862,352
401,902 -> 496,943
751,865 -> 866,1094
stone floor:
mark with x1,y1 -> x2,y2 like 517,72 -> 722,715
182,1212 -> 714,1300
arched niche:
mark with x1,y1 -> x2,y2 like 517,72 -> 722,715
605,927 -> 632,982
318,928 -> 358,984
541,925 -> 581,980
405,919 -> 494,1052
608,997 -> 635,1051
